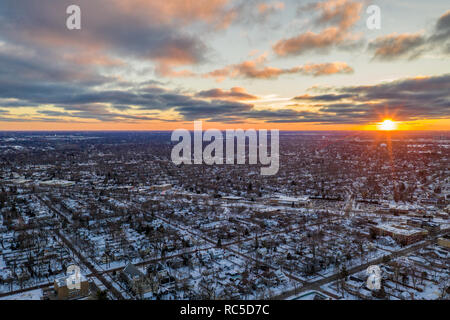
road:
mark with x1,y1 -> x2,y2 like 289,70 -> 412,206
36,195 -> 125,300
30,193 -> 448,301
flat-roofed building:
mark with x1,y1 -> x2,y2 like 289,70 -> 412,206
371,223 -> 428,245
268,195 -> 311,207
54,273 -> 89,300
150,184 -> 172,191
437,235 -> 450,248
0,288 -> 43,300
389,204 -> 410,215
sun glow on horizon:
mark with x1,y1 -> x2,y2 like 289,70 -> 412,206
378,119 -> 398,131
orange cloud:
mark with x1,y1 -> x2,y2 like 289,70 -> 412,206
273,27 -> 344,56
204,54 -> 353,80
311,0 -> 362,29
258,2 -> 285,14
296,62 -> 354,76
274,0 -> 362,56
62,51 -> 125,67
113,0 -> 236,29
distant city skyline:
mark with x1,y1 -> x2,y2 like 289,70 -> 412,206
0,0 -> 449,131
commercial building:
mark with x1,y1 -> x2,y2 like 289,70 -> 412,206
371,223 -> 428,245
150,184 -> 172,191
268,195 -> 311,207
54,273 -> 89,300
437,235 -> 450,248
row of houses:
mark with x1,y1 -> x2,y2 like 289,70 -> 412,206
51,262 -> 158,300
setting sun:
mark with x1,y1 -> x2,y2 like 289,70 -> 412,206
378,119 -> 397,131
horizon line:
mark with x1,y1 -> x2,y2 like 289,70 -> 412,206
0,129 -> 448,133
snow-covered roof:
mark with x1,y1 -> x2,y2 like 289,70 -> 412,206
375,223 -> 427,236
0,289 -> 43,300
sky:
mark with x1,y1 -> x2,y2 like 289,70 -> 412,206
0,0 -> 449,131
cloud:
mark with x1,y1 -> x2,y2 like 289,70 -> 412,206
431,10 -> 450,41
173,100 -> 254,121
258,2 -> 285,15
0,48 -> 109,86
0,1 -> 447,126
288,74 -> 450,124
221,0 -> 286,27
0,0 -> 222,77
1,72 -> 448,124
196,87 -> 259,101
429,10 -> 450,54
304,0 -> 362,29
37,105 -> 170,123
273,28 -> 346,56
368,33 -> 426,60
62,51 -> 125,67
112,0 -> 235,28
0,42 -> 259,122
204,54 -> 353,80
0,46 -> 115,110
274,0 -> 362,56
293,93 -> 356,101
297,62 -> 353,76
368,11 -> 450,60
0,0 -> 291,78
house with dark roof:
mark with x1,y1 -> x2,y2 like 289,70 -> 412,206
121,262 -> 152,295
